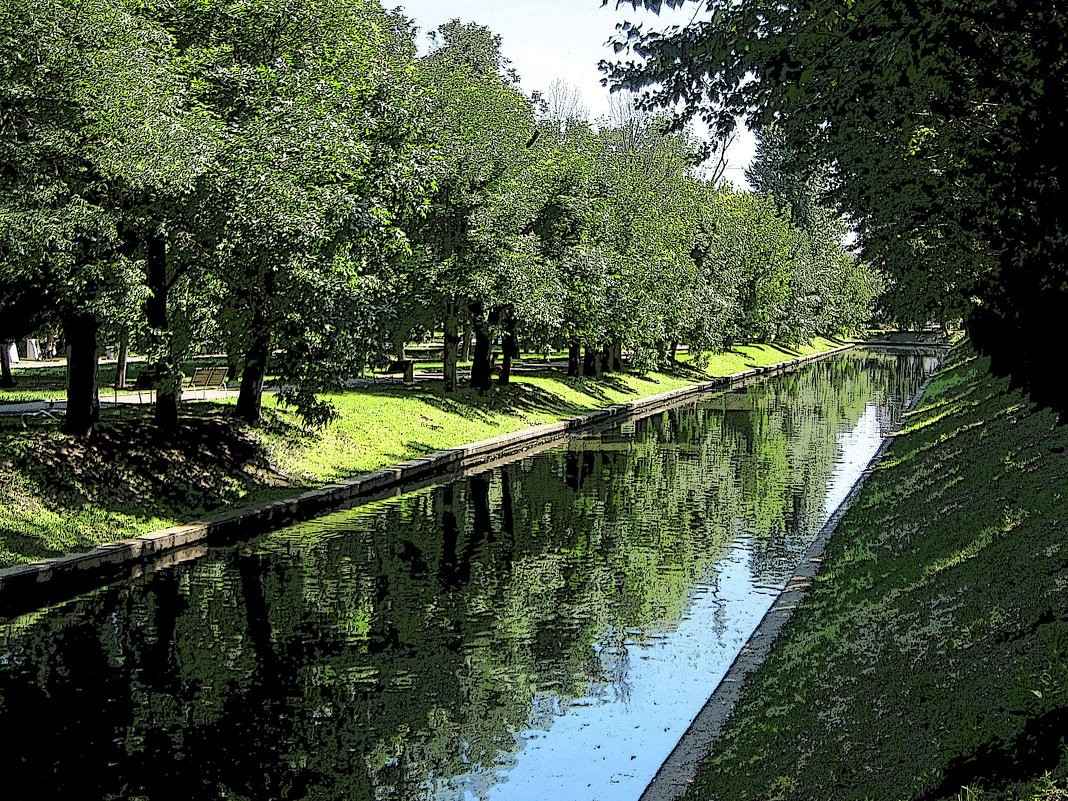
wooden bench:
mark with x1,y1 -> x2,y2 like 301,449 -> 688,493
184,365 -> 229,396
375,359 -> 414,384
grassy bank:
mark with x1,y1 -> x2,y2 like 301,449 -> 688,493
0,337 -> 842,568
684,347 -> 1068,800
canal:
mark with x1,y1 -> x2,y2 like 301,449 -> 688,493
0,350 -> 935,800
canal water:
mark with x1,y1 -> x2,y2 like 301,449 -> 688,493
0,351 -> 935,801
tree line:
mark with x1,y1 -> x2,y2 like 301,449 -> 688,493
605,0 -> 1068,414
0,0 -> 881,436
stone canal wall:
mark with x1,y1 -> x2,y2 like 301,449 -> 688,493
0,344 -> 854,609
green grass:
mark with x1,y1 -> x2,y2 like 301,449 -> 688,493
0,337 -> 842,567
684,346 -> 1068,801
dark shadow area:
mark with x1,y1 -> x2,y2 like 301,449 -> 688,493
1,406 -> 294,553
926,706 -> 1068,800
0,528 -> 63,561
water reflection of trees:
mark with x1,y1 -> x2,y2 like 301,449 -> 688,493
0,352 -> 929,800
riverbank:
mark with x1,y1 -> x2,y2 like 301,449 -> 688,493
0,338 -> 845,569
675,346 -> 1068,800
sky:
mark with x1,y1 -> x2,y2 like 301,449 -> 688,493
394,0 -> 755,188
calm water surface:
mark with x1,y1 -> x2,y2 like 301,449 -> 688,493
0,351 -> 935,800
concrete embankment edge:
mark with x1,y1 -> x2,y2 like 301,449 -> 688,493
638,361 -> 940,801
0,344 -> 854,607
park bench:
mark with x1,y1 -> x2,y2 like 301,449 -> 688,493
184,365 -> 229,397
375,359 -> 414,384
21,402 -> 60,429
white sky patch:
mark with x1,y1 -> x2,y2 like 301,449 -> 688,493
396,0 -> 755,188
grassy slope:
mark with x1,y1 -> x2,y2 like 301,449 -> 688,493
686,348 -> 1068,801
0,338 -> 840,567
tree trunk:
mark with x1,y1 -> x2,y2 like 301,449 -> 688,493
498,314 -> 518,386
601,343 -> 612,374
583,344 -> 599,377
226,352 -> 241,386
610,339 -> 623,372
669,340 -> 678,364
115,330 -> 129,389
461,324 -> 472,362
146,234 -> 179,432
0,342 -> 13,388
443,300 -> 460,392
236,325 -> 270,424
469,301 -> 496,393
395,340 -> 407,361
62,313 -> 99,437
567,341 -> 581,377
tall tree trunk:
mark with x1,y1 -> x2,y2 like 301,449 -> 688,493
62,313 -> 99,437
0,342 -> 13,388
610,339 -> 623,372
567,340 -> 581,377
443,299 -> 460,392
583,344 -> 599,377
669,340 -> 678,364
115,329 -> 129,389
498,313 -> 518,386
146,235 -> 179,432
461,325 -> 472,362
469,301 -> 497,393
235,325 -> 270,424
395,339 -> 407,361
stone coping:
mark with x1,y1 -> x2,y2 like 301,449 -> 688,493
638,359 -> 939,801
0,344 -> 853,614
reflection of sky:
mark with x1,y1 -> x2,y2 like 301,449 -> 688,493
449,541 -> 774,801
449,399 -> 898,801
821,402 -> 884,522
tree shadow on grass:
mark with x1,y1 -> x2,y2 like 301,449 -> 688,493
0,405 -> 295,561
346,372 -> 631,423
0,528 -> 65,562
662,360 -> 711,382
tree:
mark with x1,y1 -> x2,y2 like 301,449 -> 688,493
605,0 -> 1068,412
0,0 -> 203,435
156,0 -> 425,425
408,20 -> 540,392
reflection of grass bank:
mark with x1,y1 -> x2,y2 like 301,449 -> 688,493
684,347 -> 1068,801
0,337 -> 842,567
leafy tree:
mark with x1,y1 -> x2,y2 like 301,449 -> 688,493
408,20 -> 540,392
0,0 -> 206,435
605,0 -> 1068,412
156,0 -> 425,425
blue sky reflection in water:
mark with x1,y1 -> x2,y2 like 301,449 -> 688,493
0,351 -> 935,801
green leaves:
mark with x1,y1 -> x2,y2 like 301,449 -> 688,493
604,0 -> 1068,410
